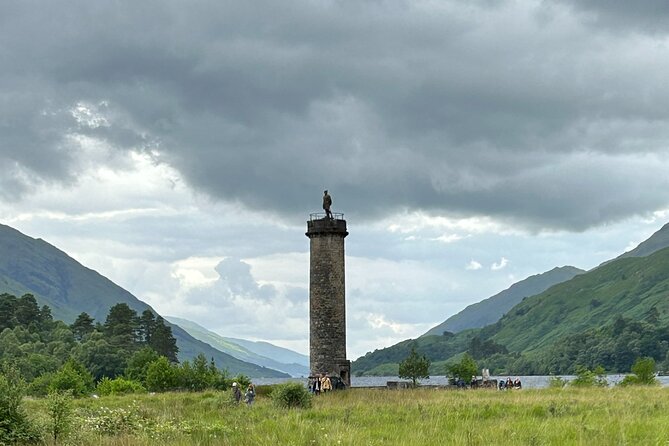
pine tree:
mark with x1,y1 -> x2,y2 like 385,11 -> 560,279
149,316 -> 179,363
71,312 -> 95,341
104,304 -> 139,350
15,294 -> 41,328
138,310 -> 156,345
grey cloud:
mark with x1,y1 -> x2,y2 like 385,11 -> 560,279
2,1 -> 669,230
559,0 -> 669,32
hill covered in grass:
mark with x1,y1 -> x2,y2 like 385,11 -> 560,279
0,224 -> 287,378
423,266 -> 584,336
354,244 -> 669,376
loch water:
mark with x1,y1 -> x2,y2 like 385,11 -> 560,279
252,375 -> 669,389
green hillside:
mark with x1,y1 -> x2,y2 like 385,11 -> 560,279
353,246 -> 669,376
166,316 -> 310,377
0,224 -> 288,378
486,247 -> 669,354
423,266 -> 584,335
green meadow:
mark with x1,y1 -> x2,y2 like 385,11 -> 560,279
23,386 -> 669,445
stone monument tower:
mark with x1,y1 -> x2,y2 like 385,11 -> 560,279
306,199 -> 350,387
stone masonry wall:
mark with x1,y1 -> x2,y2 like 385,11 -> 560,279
308,229 -> 347,377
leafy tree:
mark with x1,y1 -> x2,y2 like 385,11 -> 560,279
75,332 -> 127,380
124,347 -> 160,385
70,312 -> 95,341
398,345 -> 430,387
145,357 -> 180,392
49,359 -> 94,397
149,316 -> 179,363
0,366 -> 41,444
619,357 -> 659,386
447,353 -> 478,383
469,336 -> 508,359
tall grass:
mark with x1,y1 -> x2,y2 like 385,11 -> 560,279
24,387 -> 669,445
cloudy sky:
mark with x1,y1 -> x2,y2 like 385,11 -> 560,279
2,0 -> 669,359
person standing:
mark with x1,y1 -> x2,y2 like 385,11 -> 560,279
245,384 -> 256,406
232,382 -> 242,404
312,375 -> 321,395
323,190 -> 333,219
321,373 -> 332,393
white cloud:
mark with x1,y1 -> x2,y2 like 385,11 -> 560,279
466,260 -> 482,270
491,257 -> 509,271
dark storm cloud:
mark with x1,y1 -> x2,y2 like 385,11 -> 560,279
560,0 -> 669,32
2,0 -> 669,229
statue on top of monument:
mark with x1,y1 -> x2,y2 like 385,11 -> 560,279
323,190 -> 333,219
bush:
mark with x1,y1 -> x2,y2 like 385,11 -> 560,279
146,357 -> 180,392
27,372 -> 55,397
570,365 -> 607,387
619,357 -> 659,386
446,353 -> 478,383
0,366 -> 42,444
271,382 -> 312,409
229,374 -> 251,390
46,390 -> 74,444
97,377 -> 146,396
49,359 -> 95,397
548,376 -> 568,388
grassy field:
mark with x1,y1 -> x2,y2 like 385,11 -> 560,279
25,386 -> 669,445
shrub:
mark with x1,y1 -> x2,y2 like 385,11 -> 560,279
254,384 -> 275,397
146,357 -> 180,392
27,372 -> 55,397
46,390 -> 73,444
271,382 -> 312,409
548,376 -> 568,388
570,365 -> 607,387
619,357 -> 659,386
97,377 -> 146,396
49,359 -> 95,397
446,353 -> 478,384
229,374 -> 251,390
0,366 -> 42,444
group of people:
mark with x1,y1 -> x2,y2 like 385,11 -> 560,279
309,373 -> 333,395
232,381 -> 256,406
499,377 -> 522,390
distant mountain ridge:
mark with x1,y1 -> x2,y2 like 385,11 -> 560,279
423,266 -> 585,336
353,221 -> 669,375
166,316 -> 309,377
0,223 -> 288,378
616,222 -> 669,260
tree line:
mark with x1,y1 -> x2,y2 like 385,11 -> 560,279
0,293 -> 245,396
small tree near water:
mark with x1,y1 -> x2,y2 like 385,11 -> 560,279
447,353 -> 478,384
619,357 -> 659,386
399,346 -> 430,387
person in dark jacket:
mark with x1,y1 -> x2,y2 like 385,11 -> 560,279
232,382 -> 242,404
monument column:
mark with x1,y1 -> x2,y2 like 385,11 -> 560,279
306,212 -> 350,387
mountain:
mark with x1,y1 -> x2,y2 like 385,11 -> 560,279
166,316 -> 309,377
423,266 -> 584,336
0,224 -> 288,378
485,247 -> 669,354
354,223 -> 669,375
616,222 -> 669,260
